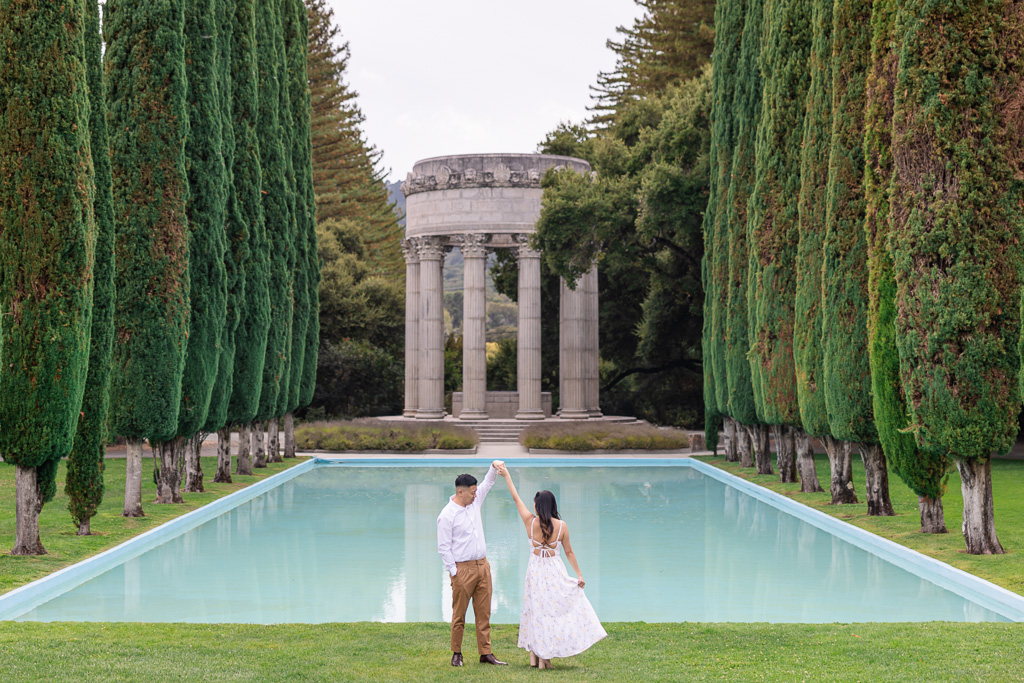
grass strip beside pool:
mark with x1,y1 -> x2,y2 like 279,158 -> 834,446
1,622 -> 1022,681
698,454 -> 1024,597
0,455 -> 307,595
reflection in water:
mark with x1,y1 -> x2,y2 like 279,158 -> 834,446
16,464 -> 1011,623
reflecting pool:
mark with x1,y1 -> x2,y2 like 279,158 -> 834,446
16,463 -> 1008,623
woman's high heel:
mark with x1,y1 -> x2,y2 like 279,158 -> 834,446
530,652 -> 539,667
539,658 -> 553,669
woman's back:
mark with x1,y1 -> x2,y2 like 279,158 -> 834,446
528,518 -> 563,557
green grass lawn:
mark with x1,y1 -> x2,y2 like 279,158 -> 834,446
697,453 -> 1024,596
0,454 -> 306,594
0,622 -> 1022,681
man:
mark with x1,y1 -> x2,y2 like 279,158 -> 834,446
437,460 -> 507,667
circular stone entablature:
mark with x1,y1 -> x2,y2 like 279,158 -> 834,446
402,153 -> 591,246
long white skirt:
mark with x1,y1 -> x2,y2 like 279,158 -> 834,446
517,553 -> 607,659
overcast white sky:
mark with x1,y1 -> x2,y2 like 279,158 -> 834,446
326,1 -> 644,182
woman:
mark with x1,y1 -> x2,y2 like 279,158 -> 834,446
496,464 -> 607,669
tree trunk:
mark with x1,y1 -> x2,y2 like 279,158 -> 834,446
77,519 -> 91,536
739,423 -> 758,468
12,465 -> 46,555
822,435 -> 858,504
918,495 -> 947,534
155,438 -> 184,504
724,418 -> 738,462
267,417 -> 282,463
737,424 -> 754,467
957,457 -> 1004,555
214,427 -> 233,483
123,437 -> 145,517
773,425 -> 797,483
236,423 -> 253,476
858,442 -> 894,516
794,430 -> 824,493
184,432 -> 205,493
752,424 -> 773,475
283,412 -> 296,458
252,421 -> 267,468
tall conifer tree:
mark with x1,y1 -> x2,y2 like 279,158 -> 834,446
746,0 -> 813,475
822,0 -> 894,516
254,0 -> 294,467
890,0 -> 1023,554
862,0 -> 949,533
725,0 -> 775,473
793,0 -> 837,491
106,0 -> 191,517
704,0 -> 744,454
306,0 -> 402,279
177,0 -> 229,496
67,0 -> 115,535
284,0 -> 314,457
0,0 -> 95,553
225,0 -> 269,477
205,0 -> 246,484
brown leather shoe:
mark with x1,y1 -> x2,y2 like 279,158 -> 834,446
450,652 -> 463,667
479,654 -> 507,665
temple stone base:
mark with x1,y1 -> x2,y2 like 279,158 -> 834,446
452,391 -> 552,419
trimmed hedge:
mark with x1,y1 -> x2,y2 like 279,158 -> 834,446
520,423 -> 690,451
295,419 -> 478,451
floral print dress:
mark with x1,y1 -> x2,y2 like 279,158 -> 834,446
517,519 -> 607,659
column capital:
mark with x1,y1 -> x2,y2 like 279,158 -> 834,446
458,233 -> 489,259
416,235 -> 448,261
513,233 -> 541,259
401,237 -> 420,263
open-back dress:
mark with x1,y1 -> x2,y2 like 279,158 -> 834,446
517,518 -> 607,659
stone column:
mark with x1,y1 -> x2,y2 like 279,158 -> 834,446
460,234 -> 488,420
559,276 -> 589,419
515,235 -> 544,420
416,237 -> 447,419
585,265 -> 602,417
402,239 -> 420,417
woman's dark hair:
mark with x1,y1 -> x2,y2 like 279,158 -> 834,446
534,490 -> 560,541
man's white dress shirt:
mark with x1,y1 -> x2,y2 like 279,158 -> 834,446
437,465 -> 497,576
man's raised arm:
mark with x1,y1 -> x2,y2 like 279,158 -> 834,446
473,462 -> 501,506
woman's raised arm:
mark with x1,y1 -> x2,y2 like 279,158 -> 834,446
497,464 -> 534,528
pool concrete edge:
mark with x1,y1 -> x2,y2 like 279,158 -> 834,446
0,458 -> 317,621
686,458 -> 1024,622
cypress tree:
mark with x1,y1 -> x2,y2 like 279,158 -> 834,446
724,0 -> 773,473
106,0 -> 191,517
283,0 -> 314,457
792,0 -> 836,490
705,0 -> 744,445
225,0 -> 269,477
0,0 -> 95,554
177,0 -> 229,496
254,0 -> 295,467
66,0 -> 115,535
862,0 -> 949,533
890,0 -> 1022,554
702,255 -> 722,453
821,0 -> 895,516
205,0 -> 246,484
746,0 -> 813,475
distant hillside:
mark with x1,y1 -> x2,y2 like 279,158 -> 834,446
385,180 -> 406,226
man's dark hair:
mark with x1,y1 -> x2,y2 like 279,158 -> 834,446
455,473 -> 477,489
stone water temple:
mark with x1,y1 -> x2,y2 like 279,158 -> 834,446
399,153 -> 606,423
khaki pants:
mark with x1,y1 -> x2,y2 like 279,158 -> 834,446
450,558 -> 492,655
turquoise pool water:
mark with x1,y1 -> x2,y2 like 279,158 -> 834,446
12,461 -> 1013,623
